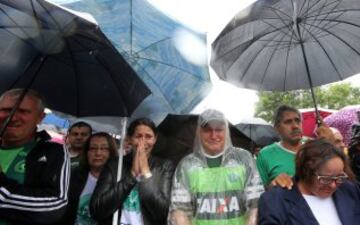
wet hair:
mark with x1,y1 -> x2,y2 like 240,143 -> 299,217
273,105 -> 301,126
0,88 -> 46,113
68,121 -> 92,134
295,139 -> 355,185
127,118 -> 157,137
80,132 -> 117,170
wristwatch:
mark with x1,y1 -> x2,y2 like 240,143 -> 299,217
142,172 -> 152,180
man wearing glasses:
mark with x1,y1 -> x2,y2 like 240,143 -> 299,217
258,139 -> 360,225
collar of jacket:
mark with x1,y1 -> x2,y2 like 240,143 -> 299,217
283,180 -> 356,225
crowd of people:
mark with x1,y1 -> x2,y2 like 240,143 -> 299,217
0,88 -> 360,225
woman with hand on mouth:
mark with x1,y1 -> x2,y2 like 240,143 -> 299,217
258,139 -> 360,225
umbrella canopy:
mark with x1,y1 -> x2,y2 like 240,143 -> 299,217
67,116 -> 124,134
235,117 -> 280,147
211,0 -> 360,118
152,114 -> 252,165
42,112 -> 70,130
324,105 -> 360,146
300,108 -> 336,137
0,0 -> 150,117
56,0 -> 212,124
37,124 -> 65,144
41,111 -> 125,134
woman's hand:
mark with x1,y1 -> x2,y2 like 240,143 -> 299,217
131,147 -> 141,177
131,139 -> 150,178
137,139 -> 151,175
315,118 -> 335,144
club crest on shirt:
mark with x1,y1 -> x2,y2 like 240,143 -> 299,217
14,160 -> 26,173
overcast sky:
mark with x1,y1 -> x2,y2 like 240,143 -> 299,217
52,0 -> 360,123
149,0 -> 360,123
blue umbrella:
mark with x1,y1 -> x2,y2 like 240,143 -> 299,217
53,0 -> 212,124
42,113 -> 70,130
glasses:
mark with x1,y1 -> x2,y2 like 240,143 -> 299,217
315,173 -> 348,185
89,146 -> 110,152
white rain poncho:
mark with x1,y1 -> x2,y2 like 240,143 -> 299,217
168,109 -> 264,225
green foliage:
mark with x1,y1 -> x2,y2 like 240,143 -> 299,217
255,83 -> 360,122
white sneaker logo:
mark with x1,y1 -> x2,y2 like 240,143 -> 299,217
37,156 -> 47,162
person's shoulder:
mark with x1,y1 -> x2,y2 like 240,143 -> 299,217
180,152 -> 197,160
260,185 -> 288,201
259,186 -> 296,218
231,146 -> 252,154
230,147 -> 253,159
37,140 -> 65,155
337,180 -> 360,197
176,153 -> 200,168
28,141 -> 67,166
258,143 -> 280,156
151,155 -> 175,169
108,155 -> 129,167
261,142 -> 279,151
38,140 -> 64,149
70,165 -> 88,181
151,155 -> 171,163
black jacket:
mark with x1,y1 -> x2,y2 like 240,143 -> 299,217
90,153 -> 175,225
57,166 -> 89,225
259,180 -> 360,225
0,131 -> 69,225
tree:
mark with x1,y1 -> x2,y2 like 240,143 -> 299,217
255,83 -> 360,122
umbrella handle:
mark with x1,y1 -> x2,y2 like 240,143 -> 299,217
295,19 -> 321,127
315,106 -> 321,126
112,118 -> 127,225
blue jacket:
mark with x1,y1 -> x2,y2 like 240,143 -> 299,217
258,181 -> 360,225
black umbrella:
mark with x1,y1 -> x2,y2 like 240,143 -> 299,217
235,118 -> 280,148
152,114 -> 252,165
0,1 -> 150,200
211,0 -> 360,123
0,0 -> 150,117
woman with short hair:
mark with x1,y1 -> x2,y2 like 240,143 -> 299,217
258,139 -> 360,225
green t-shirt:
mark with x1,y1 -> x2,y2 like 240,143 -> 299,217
0,142 -> 34,184
0,142 -> 34,225
76,173 -> 98,225
206,156 -> 222,168
120,185 -> 143,225
256,143 -> 296,186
